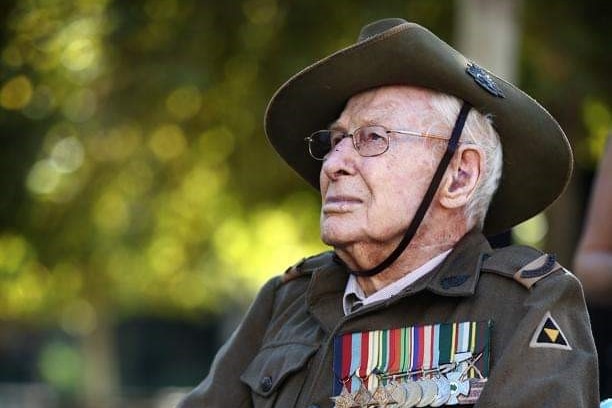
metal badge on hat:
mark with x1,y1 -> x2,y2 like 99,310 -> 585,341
466,62 -> 505,98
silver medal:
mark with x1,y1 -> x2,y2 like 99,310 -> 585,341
446,370 -> 471,405
415,378 -> 438,407
430,375 -> 451,407
400,380 -> 422,408
385,381 -> 407,406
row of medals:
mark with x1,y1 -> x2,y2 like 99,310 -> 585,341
332,352 -> 480,408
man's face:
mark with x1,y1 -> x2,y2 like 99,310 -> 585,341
319,86 -> 442,249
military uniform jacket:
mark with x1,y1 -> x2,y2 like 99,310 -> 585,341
178,230 -> 599,407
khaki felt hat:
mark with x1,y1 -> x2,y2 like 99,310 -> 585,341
264,18 -> 573,235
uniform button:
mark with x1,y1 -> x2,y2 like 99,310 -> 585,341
261,376 -> 273,392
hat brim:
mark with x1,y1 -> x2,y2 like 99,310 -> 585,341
264,22 -> 572,236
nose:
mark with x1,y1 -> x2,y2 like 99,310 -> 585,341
321,137 -> 357,181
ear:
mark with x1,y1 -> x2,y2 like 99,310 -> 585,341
439,145 -> 484,209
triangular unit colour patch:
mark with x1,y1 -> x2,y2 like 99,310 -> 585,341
529,311 -> 572,350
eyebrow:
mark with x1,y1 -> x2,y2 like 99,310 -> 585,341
328,121 -> 344,131
327,116 -> 389,132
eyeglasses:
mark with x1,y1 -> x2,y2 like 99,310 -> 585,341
304,125 -> 451,160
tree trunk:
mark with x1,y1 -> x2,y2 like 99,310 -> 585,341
81,317 -> 120,408
455,0 -> 523,82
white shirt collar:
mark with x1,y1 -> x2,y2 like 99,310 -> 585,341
342,249 -> 452,315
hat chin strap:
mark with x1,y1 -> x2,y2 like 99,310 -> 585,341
335,102 -> 472,278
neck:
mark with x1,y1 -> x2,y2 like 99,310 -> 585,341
336,216 -> 469,296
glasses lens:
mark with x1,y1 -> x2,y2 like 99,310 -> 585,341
308,130 -> 331,159
354,126 -> 388,156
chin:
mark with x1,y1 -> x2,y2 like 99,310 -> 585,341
320,222 -> 358,247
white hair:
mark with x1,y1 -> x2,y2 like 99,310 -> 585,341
424,92 -> 503,230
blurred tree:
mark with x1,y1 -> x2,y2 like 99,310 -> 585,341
0,0 -> 609,406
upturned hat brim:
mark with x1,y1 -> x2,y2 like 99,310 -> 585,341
264,20 -> 572,235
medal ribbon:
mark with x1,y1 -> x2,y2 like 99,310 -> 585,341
332,320 -> 492,396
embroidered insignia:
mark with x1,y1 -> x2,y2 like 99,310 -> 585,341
514,254 -> 561,289
440,274 -> 470,289
466,62 -> 505,98
521,254 -> 557,279
529,311 -> 572,350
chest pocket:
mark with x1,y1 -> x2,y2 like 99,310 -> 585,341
241,342 -> 319,408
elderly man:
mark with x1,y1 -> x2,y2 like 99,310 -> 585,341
179,19 -> 599,407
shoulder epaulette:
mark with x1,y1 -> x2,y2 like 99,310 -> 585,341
281,251 -> 335,284
481,245 -> 562,289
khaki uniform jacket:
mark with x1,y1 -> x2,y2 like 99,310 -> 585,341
178,231 -> 599,407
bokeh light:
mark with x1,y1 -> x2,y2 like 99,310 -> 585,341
61,299 -> 98,336
166,85 -> 202,121
26,159 -> 63,195
61,38 -> 98,72
38,342 -> 83,394
0,75 -> 33,110
148,124 -> 187,161
92,191 -> 130,235
50,137 -> 85,174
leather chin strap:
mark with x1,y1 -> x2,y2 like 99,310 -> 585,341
336,102 -> 473,278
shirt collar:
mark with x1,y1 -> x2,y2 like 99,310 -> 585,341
342,249 -> 452,315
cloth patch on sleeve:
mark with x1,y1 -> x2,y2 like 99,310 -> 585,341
529,311 -> 572,351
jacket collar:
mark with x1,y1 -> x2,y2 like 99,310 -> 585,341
306,229 -> 493,332
423,229 -> 492,296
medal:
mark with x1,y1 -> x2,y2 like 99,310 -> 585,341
446,370 -> 471,405
430,375 -> 451,407
400,380 -> 422,408
353,381 -> 372,408
331,384 -> 356,408
384,381 -> 407,406
415,378 -> 438,407
371,383 -> 394,407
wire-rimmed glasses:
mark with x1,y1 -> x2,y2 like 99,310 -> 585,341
304,125 -> 450,160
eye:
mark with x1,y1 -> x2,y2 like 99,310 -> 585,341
357,126 -> 388,147
329,130 -> 347,148
363,128 -> 386,143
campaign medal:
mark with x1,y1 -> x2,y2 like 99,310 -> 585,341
353,381 -> 372,408
384,381 -> 407,406
401,380 -> 423,408
415,378 -> 438,406
446,370 -> 470,405
371,383 -> 394,407
430,375 -> 451,407
445,353 -> 473,405
331,384 -> 356,408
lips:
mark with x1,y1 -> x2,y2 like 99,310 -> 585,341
323,195 -> 362,213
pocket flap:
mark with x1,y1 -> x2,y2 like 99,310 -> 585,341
240,343 -> 318,397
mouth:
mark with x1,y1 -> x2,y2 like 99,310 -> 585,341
322,195 -> 362,213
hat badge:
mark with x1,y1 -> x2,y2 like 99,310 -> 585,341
466,62 -> 505,98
